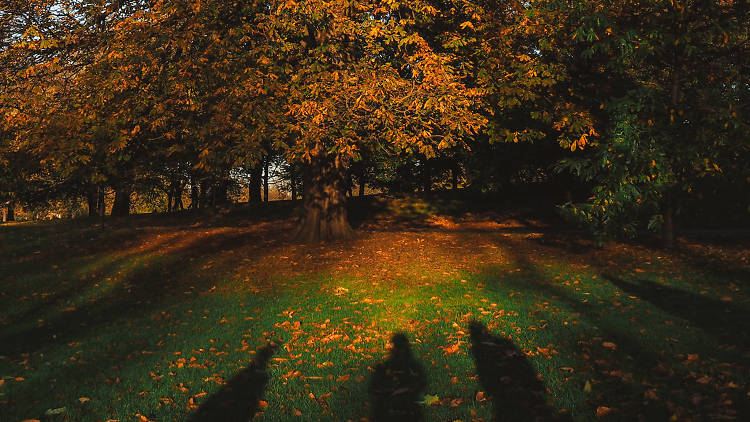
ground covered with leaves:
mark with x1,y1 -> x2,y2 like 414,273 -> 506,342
1,196 -> 748,421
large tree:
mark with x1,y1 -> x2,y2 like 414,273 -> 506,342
252,0 -> 486,241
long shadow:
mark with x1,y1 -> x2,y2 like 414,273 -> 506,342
369,333 -> 427,422
469,321 -> 565,422
187,342 -> 279,422
605,275 -> 750,349
0,224 -> 295,358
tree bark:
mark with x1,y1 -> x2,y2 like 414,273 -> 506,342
295,155 -> 354,243
291,178 -> 297,201
263,157 -> 270,202
111,187 -> 131,216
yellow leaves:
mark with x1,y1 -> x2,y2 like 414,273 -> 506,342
459,21 -> 475,30
584,380 -> 592,393
421,394 -> 440,405
78,397 -> 91,403
441,342 -> 462,355
475,391 -> 487,401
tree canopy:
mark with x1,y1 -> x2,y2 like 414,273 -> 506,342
2,0 -> 748,242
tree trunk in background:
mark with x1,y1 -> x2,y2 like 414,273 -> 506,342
347,172 -> 353,197
358,165 -> 366,196
167,186 -> 174,213
663,204 -> 675,249
97,185 -> 106,216
87,185 -> 98,216
263,157 -> 270,202
215,179 -> 229,206
295,155 -> 354,243
451,166 -> 458,190
422,160 -> 432,193
111,187 -> 131,216
200,180 -> 211,208
190,176 -> 200,209
5,201 -> 14,222
174,184 -> 184,211
291,178 -> 297,201
249,164 -> 262,202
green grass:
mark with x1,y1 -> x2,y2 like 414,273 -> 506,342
1,200 -> 748,421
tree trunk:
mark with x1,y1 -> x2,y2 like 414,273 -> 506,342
249,164 -> 262,202
295,155 -> 354,243
5,201 -> 14,222
167,186 -> 174,213
291,178 -> 297,201
263,157 -> 270,202
97,185 -> 106,216
663,204 -> 675,249
87,186 -> 98,216
357,165 -> 366,197
422,159 -> 432,193
111,187 -> 131,216
174,184 -> 184,211
451,166 -> 458,190
190,176 -> 200,209
215,179 -> 229,206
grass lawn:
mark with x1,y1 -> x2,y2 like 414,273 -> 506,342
1,195 -> 748,421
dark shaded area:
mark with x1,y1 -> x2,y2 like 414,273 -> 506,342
187,342 -> 278,422
469,321 -> 566,421
369,333 -> 427,422
605,275 -> 750,350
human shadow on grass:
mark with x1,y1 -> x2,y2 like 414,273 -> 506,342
469,321 -> 567,422
605,275 -> 750,349
187,341 -> 279,422
369,333 -> 427,422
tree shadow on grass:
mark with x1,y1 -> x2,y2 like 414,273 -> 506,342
604,275 -> 750,350
369,333 -> 427,422
469,321 -> 567,422
187,341 -> 279,422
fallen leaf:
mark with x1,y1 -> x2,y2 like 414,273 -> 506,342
78,397 -> 90,403
421,394 -> 439,406
475,391 -> 486,402
336,374 -> 350,383
584,380 -> 592,393
44,408 -> 66,416
293,408 -> 302,416
602,342 -> 617,350
596,406 -> 613,417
